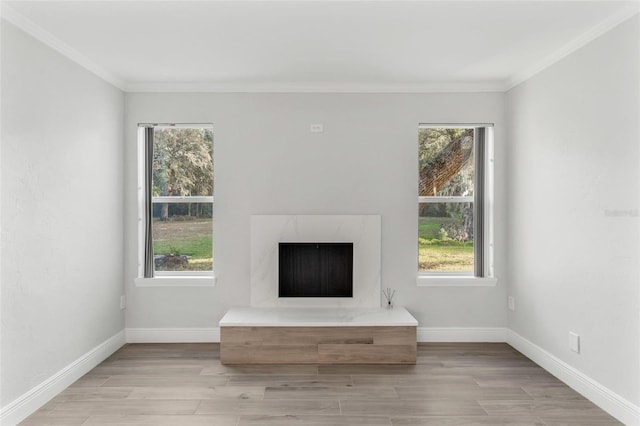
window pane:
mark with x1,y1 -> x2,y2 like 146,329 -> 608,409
153,128 -> 213,197
418,202 -> 473,272
418,128 -> 474,197
152,202 -> 213,272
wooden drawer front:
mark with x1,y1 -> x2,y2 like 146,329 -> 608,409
220,326 -> 416,364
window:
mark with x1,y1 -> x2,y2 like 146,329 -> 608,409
138,124 -> 214,279
418,125 -> 493,279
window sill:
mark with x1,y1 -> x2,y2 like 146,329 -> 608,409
416,275 -> 498,287
134,276 -> 217,287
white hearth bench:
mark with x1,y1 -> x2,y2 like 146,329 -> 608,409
219,307 -> 418,364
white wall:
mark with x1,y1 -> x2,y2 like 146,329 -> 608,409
506,15 -> 639,406
124,92 -> 507,331
1,22 -> 125,406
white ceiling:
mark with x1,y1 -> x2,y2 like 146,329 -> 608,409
3,1 -> 639,92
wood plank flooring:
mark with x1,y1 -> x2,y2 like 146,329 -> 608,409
20,343 -> 622,425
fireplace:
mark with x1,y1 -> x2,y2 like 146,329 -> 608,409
250,215 -> 381,308
279,242 -> 353,298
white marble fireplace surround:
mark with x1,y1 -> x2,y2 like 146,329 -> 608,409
250,215 -> 381,308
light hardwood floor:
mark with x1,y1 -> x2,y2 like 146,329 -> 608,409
20,343 -> 621,425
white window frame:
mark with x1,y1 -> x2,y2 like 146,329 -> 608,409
417,124 -> 496,287
135,123 -> 216,287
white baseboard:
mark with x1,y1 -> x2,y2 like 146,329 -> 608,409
125,327 -> 220,343
507,329 -> 640,426
417,327 -> 507,342
124,327 -> 505,344
0,330 -> 125,426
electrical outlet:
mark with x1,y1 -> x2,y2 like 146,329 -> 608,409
507,296 -> 515,311
120,295 -> 126,310
569,332 -> 580,353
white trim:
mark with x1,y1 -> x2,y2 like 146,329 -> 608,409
505,7 -> 640,91
418,196 -> 474,203
507,329 -> 640,426
152,196 -> 213,203
124,81 -> 505,94
0,3 -> 126,91
154,270 -> 213,277
124,326 -> 506,344
416,275 -> 498,287
419,123 -> 495,129
134,276 -> 217,287
125,328 -> 220,343
0,330 -> 125,426
137,127 -> 146,278
138,123 -> 213,129
418,327 -> 507,342
484,127 -> 495,277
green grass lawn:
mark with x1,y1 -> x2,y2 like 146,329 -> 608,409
419,217 -> 473,272
153,218 -> 213,271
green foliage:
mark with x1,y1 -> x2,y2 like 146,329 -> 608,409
418,215 -> 444,237
443,202 -> 473,242
154,203 -> 213,219
153,128 -> 213,197
419,128 -> 464,169
166,244 -> 181,256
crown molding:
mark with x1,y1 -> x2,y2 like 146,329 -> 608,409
1,3 -> 126,91
123,81 -> 506,93
505,6 -> 640,91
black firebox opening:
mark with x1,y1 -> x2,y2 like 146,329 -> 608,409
278,242 -> 353,298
